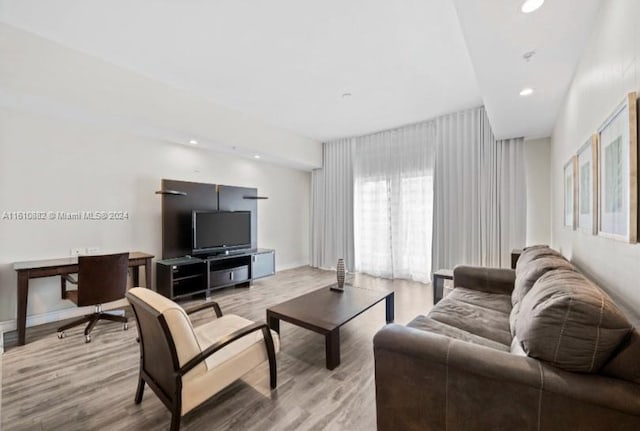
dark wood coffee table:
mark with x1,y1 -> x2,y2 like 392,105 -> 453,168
266,285 -> 394,370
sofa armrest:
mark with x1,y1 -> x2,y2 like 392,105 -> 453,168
453,265 -> 515,295
373,324 -> 640,431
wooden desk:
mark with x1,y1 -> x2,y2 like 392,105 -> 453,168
13,251 -> 154,346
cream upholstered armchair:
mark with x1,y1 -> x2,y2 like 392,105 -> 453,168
126,288 -> 279,431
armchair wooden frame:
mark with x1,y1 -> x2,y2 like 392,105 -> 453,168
128,295 -> 277,431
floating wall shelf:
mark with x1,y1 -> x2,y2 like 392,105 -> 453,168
155,190 -> 187,196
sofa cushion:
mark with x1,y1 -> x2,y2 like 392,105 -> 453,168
447,287 -> 513,314
428,294 -> 512,346
515,246 -> 563,278
515,269 -> 633,373
512,256 -> 575,307
408,315 -> 510,351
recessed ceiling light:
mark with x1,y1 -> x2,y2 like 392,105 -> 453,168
254,154 -> 261,159
522,50 -> 536,62
521,0 -> 544,13
342,92 -> 352,98
520,88 -> 534,96
189,139 -> 198,145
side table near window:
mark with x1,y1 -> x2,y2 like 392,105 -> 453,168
511,249 -> 523,269
432,269 -> 453,305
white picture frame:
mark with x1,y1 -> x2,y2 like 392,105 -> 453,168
577,135 -> 598,234
597,92 -> 638,243
564,157 -> 577,230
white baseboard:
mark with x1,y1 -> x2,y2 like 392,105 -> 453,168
0,300 -> 127,350
279,261 -> 309,271
315,265 -> 337,271
277,261 -> 309,271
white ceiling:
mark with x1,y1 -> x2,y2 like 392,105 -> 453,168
0,0 -> 481,142
0,0 -> 601,142
452,0 -> 602,139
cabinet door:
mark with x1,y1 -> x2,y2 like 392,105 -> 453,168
252,251 -> 275,279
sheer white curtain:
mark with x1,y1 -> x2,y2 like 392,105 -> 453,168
432,107 -> 526,271
311,138 -> 355,270
353,122 -> 435,283
311,106 -> 526,282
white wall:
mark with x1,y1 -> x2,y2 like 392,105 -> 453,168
524,138 -> 551,246
551,0 -> 640,322
0,109 -> 311,322
0,23 -> 322,170
0,24 -> 317,324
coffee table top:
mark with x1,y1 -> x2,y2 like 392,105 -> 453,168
267,284 -> 393,333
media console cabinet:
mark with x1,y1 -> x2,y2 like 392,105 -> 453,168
156,249 -> 275,300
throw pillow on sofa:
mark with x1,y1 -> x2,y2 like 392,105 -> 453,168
515,269 -> 632,373
515,245 -> 562,277
511,256 -> 575,307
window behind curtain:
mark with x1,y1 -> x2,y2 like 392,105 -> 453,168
353,123 -> 435,283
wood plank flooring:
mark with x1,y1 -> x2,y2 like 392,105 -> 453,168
1,266 -> 433,431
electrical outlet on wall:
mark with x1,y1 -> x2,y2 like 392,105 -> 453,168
70,247 -> 86,256
86,247 -> 100,254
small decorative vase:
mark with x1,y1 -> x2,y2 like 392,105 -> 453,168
336,258 -> 345,289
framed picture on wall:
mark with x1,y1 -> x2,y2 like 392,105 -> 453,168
564,157 -> 577,230
577,135 -> 598,234
597,92 -> 638,243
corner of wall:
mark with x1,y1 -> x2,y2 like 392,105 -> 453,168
523,137 -> 552,246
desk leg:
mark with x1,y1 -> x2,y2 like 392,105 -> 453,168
325,328 -> 340,370
60,276 -> 67,299
17,271 -> 29,346
385,293 -> 395,323
144,258 -> 152,289
131,267 -> 140,287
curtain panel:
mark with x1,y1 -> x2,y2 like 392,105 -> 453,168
352,122 -> 436,283
311,138 -> 355,271
311,106 -> 526,282
432,107 -> 526,271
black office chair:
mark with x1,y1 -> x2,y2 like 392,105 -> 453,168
57,252 -> 130,343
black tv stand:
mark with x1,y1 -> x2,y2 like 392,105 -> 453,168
207,248 -> 251,258
156,249 -> 275,300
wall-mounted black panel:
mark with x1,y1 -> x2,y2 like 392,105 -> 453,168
161,180 -> 259,259
161,179 -> 218,259
218,185 -> 258,249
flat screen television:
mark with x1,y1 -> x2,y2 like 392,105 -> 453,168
192,210 -> 251,255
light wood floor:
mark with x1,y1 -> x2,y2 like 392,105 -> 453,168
1,266 -> 433,431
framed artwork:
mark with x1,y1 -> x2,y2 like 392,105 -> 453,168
577,135 -> 599,234
564,156 -> 577,230
597,92 -> 638,242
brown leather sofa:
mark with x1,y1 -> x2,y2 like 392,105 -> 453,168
374,246 -> 640,430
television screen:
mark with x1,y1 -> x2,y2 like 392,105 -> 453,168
193,211 -> 251,253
